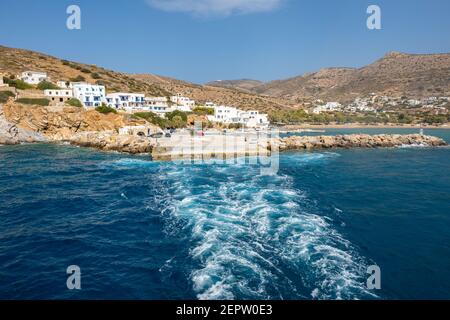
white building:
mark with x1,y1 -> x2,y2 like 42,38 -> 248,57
312,102 -> 342,114
408,99 -> 421,107
209,106 -> 241,124
205,102 -> 217,108
57,81 -> 72,89
0,74 -> 7,87
208,106 -> 270,128
72,83 -> 106,108
170,94 -> 195,111
144,97 -> 172,116
44,89 -> 73,104
240,110 -> 270,128
20,71 -> 48,85
106,92 -> 145,110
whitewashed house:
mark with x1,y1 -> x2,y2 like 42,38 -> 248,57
312,102 -> 342,114
208,106 -> 270,128
0,74 -> 7,87
208,106 -> 241,124
57,81 -> 72,89
240,110 -> 270,128
205,102 -> 217,108
170,94 -> 195,111
144,97 -> 172,116
20,71 -> 48,85
44,89 -> 73,104
106,93 -> 146,111
72,83 -> 106,108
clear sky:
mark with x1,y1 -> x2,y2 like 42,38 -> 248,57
1,0 -> 449,83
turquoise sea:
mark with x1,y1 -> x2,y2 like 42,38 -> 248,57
0,129 -> 449,299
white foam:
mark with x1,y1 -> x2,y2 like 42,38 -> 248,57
154,152 -> 376,300
397,143 -> 428,149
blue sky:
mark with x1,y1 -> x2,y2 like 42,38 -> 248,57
0,0 -> 449,83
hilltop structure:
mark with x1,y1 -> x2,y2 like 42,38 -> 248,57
20,71 -> 48,85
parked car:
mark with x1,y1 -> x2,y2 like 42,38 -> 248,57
165,132 -> 172,138
150,132 -> 164,139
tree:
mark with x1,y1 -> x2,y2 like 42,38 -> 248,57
37,81 -> 59,90
171,115 -> 186,128
70,75 -> 86,82
65,98 -> 83,108
4,78 -> 33,90
166,110 -> 188,122
95,104 -> 117,114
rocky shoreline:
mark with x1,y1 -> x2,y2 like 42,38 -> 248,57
0,101 -> 448,156
68,131 -> 155,154
0,100 -> 158,153
0,106 -> 47,145
274,134 -> 447,151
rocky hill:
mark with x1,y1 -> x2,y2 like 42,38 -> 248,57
205,79 -> 264,93
130,74 -> 292,112
0,98 -> 158,153
2,45 -> 449,110
209,52 -> 450,103
0,45 -> 294,113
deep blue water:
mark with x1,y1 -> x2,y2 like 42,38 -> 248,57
0,129 -> 449,300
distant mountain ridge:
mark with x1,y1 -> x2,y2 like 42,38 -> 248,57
1,45 -> 449,112
206,79 -> 264,93
207,52 -> 450,103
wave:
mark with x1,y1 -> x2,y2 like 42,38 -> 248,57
397,143 -> 428,149
102,158 -> 159,168
151,152 -> 377,300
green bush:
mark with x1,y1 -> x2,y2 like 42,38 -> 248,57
37,81 -> 59,90
166,110 -> 188,122
0,90 -> 15,103
91,72 -> 101,79
424,115 -> 447,125
80,68 -> 91,74
4,79 -> 33,90
61,60 -> 71,66
134,111 -> 189,129
228,123 -> 244,129
134,112 -> 169,128
171,115 -> 185,128
69,75 -> 86,82
95,104 -> 117,114
95,80 -> 107,86
193,107 -> 214,116
16,98 -> 50,106
65,98 -> 83,108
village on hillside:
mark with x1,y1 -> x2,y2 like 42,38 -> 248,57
1,70 -> 450,131
0,70 -> 270,131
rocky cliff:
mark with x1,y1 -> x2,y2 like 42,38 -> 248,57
0,104 -> 47,145
0,99 -> 158,153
